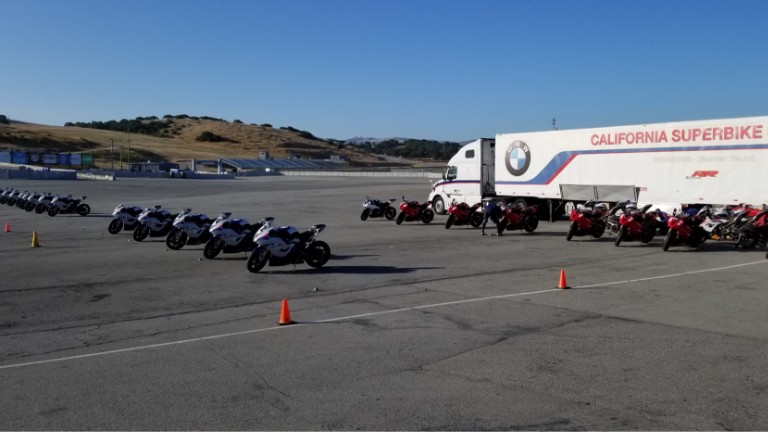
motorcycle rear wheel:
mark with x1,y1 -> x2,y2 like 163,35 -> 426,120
77,204 -> 90,216
523,216 -> 538,233
470,212 -> 484,228
421,209 -> 434,224
384,207 -> 397,220
305,240 -> 331,268
246,247 -> 270,273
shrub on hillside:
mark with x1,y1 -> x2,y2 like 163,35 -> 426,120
0,115 -> 9,125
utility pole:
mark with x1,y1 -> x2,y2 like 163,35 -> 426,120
552,117 -> 558,131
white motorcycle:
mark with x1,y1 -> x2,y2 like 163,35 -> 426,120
166,211 -> 229,250
203,216 -> 274,259
132,206 -> 178,241
108,204 -> 144,234
246,224 -> 330,273
47,195 -> 90,217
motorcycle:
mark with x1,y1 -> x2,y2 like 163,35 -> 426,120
4,189 -> 23,206
246,223 -> 331,273
360,197 -> 397,221
48,195 -> 90,216
445,201 -> 484,229
203,216 -> 274,259
496,202 -> 539,235
732,210 -> 768,248
396,196 -> 434,225
566,200 -> 608,240
614,204 -> 656,246
23,192 -> 43,212
35,193 -> 55,214
662,208 -> 710,251
108,203 -> 144,234
166,210 -> 229,250
132,206 -> 178,241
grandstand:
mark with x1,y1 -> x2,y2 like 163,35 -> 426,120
218,158 -> 348,171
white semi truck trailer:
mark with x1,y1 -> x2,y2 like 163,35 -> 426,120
428,116 -> 768,218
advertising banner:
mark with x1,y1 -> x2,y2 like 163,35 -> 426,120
12,151 -> 28,164
28,153 -> 42,164
57,153 -> 70,166
70,154 -> 82,166
82,153 -> 94,166
42,154 -> 58,165
0,151 -> 10,163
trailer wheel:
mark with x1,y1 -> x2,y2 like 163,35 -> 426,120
432,196 -> 446,215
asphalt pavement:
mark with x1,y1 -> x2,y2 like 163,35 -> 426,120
1,176 -> 767,430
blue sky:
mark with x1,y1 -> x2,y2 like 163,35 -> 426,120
2,0 -> 767,142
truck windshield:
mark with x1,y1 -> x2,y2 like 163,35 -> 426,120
445,166 -> 457,180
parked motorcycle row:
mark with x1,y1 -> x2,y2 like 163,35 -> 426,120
361,196 -> 542,234
1,187 -> 91,216
567,200 -> 768,252
108,203 -> 331,273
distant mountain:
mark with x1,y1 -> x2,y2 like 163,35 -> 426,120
344,137 -> 409,145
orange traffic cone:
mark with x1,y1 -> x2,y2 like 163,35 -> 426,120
557,270 -> 570,289
278,298 -> 294,325
31,230 -> 40,248
3,223 -> 10,233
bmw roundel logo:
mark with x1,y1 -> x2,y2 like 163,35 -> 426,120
505,140 -> 530,176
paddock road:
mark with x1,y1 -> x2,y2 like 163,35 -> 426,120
1,177 -> 767,430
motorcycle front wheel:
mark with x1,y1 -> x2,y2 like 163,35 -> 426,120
615,226 -> 626,247
396,212 -> 406,225
132,225 -> 150,242
360,208 -> 370,221
246,246 -> 270,273
166,229 -> 188,250
445,214 -> 455,229
305,241 -> 331,268
108,219 -> 123,235
47,206 -> 60,217
203,238 -> 224,259
662,230 -> 676,251
566,222 -> 577,241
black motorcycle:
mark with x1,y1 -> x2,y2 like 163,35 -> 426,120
360,196 -> 397,221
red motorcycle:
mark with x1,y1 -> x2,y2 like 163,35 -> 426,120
566,201 -> 608,241
396,196 -> 435,225
732,210 -> 768,248
445,201 -> 483,229
615,204 -> 657,246
496,202 -> 538,235
662,208 -> 709,251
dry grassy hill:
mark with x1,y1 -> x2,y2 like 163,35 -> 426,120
0,117 -> 404,169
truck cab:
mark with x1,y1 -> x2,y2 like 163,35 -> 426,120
428,138 -> 495,214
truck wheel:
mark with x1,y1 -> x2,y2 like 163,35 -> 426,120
432,196 -> 446,215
